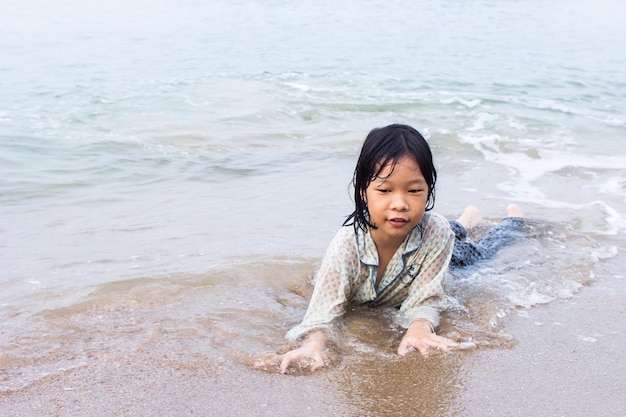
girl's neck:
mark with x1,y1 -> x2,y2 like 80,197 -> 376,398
370,228 -> 406,254
370,229 -> 407,288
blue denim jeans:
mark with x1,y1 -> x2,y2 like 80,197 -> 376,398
449,217 -> 525,268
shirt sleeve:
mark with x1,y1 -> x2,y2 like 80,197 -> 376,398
397,215 -> 455,329
285,228 -> 359,341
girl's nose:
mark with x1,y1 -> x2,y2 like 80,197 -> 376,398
390,193 -> 409,211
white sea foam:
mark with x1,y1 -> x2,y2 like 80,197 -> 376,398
589,245 -> 618,262
284,82 -> 311,92
467,113 -> 497,132
457,133 -> 626,232
602,116 -> 625,127
440,95 -> 482,109
461,135 -> 625,179
597,176 -> 626,202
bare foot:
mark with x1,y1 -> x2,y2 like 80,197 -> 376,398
456,205 -> 483,228
505,204 -> 526,218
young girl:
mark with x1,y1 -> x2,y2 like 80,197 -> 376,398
262,124 -> 525,374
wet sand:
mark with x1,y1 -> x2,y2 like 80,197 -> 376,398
456,250 -> 626,417
2,249 -> 624,417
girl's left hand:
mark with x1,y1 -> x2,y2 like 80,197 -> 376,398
397,319 -> 458,356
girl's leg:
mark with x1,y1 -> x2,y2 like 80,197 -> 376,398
455,205 -> 483,229
449,206 -> 483,267
450,205 -> 526,268
505,203 -> 525,218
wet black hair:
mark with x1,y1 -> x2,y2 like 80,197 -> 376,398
343,124 -> 437,231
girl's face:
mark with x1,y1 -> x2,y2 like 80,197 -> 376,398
365,156 -> 428,245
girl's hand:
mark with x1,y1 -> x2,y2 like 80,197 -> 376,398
256,331 -> 328,374
277,331 -> 327,374
397,320 -> 458,356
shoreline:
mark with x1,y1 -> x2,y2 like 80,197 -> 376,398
457,249 -> 626,417
2,247 -> 624,417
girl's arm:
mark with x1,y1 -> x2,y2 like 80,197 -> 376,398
275,249 -> 353,372
285,227 -> 359,341
256,228 -> 357,373
397,215 -> 458,355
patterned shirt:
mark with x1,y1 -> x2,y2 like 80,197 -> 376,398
286,212 -> 455,341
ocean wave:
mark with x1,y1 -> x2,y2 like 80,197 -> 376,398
0,214 -> 607,389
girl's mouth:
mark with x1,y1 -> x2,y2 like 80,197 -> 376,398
388,218 -> 409,227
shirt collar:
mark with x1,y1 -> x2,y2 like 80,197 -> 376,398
356,222 -> 424,266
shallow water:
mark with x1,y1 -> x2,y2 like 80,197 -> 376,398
1,0 -> 625,402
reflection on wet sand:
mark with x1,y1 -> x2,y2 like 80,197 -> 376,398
0,217 -> 612,416
336,354 -> 464,417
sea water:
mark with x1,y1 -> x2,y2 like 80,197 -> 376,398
1,0 -> 625,389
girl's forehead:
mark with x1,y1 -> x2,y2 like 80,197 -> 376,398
375,155 -> 419,172
372,156 -> 422,180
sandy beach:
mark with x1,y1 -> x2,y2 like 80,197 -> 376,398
2,239 -> 623,417
2,1 -> 625,416
456,244 -> 626,417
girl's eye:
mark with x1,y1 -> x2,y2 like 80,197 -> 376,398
377,189 -> 390,193
409,189 -> 425,194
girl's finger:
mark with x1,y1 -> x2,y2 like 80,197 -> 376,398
279,355 -> 293,374
310,354 -> 325,372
